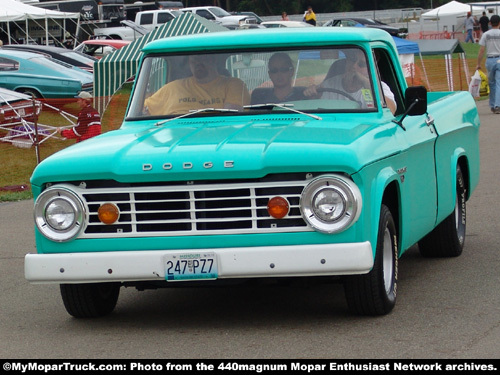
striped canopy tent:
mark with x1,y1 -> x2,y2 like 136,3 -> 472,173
94,13 -> 228,114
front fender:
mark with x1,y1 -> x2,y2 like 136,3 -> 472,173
354,165 -> 401,258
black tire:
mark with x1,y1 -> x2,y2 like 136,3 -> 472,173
16,88 -> 42,99
418,165 -> 466,258
343,204 -> 398,316
60,283 -> 120,318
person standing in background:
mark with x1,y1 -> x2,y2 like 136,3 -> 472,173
479,12 -> 490,35
281,12 -> 289,21
465,12 -> 477,43
477,15 -> 500,114
303,6 -> 316,26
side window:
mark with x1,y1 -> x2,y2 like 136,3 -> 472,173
157,12 -> 174,24
139,13 -> 153,25
0,57 -> 19,72
373,48 -> 402,114
197,10 -> 215,20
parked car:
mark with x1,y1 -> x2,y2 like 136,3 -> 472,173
261,21 -> 313,28
0,45 -> 97,73
74,39 -> 131,59
225,23 -> 266,30
323,17 -> 407,37
180,6 -> 256,27
0,50 -> 93,99
93,9 -> 180,41
0,87 -> 40,125
230,11 -> 263,24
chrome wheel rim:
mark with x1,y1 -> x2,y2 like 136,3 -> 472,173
382,227 -> 394,295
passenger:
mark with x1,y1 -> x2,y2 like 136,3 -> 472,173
144,54 -> 250,116
251,53 -> 306,104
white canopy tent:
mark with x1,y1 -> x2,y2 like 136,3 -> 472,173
0,0 -> 80,45
421,1 -> 484,19
420,1 -> 485,36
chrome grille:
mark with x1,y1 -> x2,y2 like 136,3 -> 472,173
79,179 -> 312,238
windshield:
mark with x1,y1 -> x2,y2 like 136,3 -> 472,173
62,51 -> 97,65
209,7 -> 231,17
128,47 -> 377,119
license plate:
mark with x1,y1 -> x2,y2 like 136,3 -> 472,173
164,252 -> 218,281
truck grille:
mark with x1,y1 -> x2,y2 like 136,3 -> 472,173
79,179 -> 312,238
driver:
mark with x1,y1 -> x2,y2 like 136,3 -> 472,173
304,49 -> 396,114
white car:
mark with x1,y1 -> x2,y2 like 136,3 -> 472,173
180,6 -> 256,27
261,21 -> 314,28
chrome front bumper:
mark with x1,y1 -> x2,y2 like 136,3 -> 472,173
25,242 -> 373,284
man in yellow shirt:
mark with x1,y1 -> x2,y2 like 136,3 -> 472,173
304,6 -> 316,26
145,55 -> 250,115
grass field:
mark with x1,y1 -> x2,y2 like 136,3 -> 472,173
0,91 -> 128,202
0,45 -> 483,202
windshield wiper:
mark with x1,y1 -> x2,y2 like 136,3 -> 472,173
155,108 -> 238,126
244,103 -> 322,120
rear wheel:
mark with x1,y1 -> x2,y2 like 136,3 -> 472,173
343,204 -> 398,315
60,283 -> 120,318
418,165 -> 466,257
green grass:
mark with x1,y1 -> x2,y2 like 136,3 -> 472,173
461,42 -> 481,60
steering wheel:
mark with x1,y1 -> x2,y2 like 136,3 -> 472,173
316,87 -> 359,102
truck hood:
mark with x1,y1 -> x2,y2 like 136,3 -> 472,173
31,115 -> 401,185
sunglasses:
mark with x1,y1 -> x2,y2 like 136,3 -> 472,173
268,66 -> 293,74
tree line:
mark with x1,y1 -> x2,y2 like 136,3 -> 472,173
134,0 -> 451,16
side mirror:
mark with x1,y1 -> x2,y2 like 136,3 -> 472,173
393,86 -> 428,130
405,86 -> 427,116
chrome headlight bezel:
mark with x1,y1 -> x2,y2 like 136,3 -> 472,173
34,186 -> 86,242
300,175 -> 362,234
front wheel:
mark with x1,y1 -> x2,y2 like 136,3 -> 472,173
343,204 -> 398,316
60,283 -> 120,318
418,165 -> 466,257
16,88 -> 42,99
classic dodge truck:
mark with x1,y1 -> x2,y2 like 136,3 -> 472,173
25,28 -> 480,318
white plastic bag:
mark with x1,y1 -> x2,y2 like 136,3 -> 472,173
468,70 -> 481,98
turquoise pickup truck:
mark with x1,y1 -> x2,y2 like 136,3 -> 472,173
25,28 -> 480,318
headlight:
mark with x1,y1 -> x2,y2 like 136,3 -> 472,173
34,186 -> 86,242
300,175 -> 362,233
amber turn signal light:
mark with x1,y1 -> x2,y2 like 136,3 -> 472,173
267,196 -> 290,219
98,203 -> 120,225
